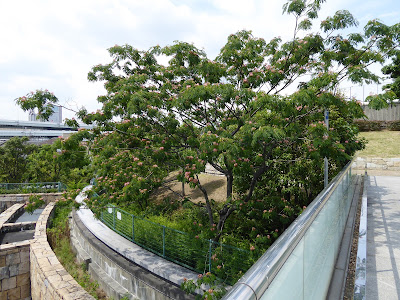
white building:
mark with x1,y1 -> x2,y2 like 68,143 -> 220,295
28,105 -> 63,123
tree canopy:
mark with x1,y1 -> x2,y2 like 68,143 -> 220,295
0,137 -> 36,183
15,0 -> 400,245
382,49 -> 400,98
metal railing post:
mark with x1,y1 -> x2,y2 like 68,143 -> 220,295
132,215 -> 135,242
113,207 -> 116,230
209,239 -> 213,273
162,226 -> 166,258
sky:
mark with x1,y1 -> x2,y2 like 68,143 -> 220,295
1,0 -> 399,122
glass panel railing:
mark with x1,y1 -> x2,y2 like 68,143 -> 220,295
223,160 -> 359,300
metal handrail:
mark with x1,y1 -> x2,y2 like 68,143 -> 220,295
223,159 -> 355,300
0,182 -> 67,192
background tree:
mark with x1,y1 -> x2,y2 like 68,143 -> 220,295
25,133 -> 91,185
0,137 -> 37,183
382,49 -> 400,98
364,28 -> 400,109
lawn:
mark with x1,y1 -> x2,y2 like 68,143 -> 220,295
356,131 -> 400,157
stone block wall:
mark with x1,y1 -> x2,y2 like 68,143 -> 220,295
30,202 -> 94,300
0,241 -> 31,300
352,157 -> 400,171
0,193 -> 63,213
0,204 -> 24,227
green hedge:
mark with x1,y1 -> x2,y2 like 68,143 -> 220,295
355,120 -> 400,131
0,188 -> 60,194
0,182 -> 67,194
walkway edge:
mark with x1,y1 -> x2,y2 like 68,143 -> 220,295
327,175 -> 362,299
353,173 -> 368,298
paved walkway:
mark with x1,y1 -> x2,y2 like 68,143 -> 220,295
367,176 -> 400,299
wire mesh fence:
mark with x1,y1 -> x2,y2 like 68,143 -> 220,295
101,205 -> 254,285
0,182 -> 67,194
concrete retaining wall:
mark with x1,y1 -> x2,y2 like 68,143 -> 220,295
0,193 -> 63,213
70,210 -> 195,300
30,202 -> 94,300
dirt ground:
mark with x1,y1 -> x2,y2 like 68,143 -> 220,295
151,172 -> 227,203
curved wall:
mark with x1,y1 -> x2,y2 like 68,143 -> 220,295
0,193 -> 63,213
30,202 -> 94,300
70,210 -> 196,300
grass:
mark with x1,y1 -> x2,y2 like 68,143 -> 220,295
101,206 -> 255,285
356,130 -> 400,157
47,205 -> 109,300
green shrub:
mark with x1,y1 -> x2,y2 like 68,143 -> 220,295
388,120 -> 400,131
101,206 -> 254,285
354,120 -> 384,131
355,120 -> 400,131
48,204 -> 108,299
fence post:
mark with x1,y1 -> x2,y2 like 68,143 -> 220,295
209,239 -> 213,273
162,226 -> 166,258
113,207 -> 116,230
58,182 -> 61,192
132,215 -> 135,242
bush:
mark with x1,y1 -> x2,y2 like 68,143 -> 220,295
355,120 -> 384,131
355,120 -> 400,131
101,206 -> 254,285
388,120 -> 400,131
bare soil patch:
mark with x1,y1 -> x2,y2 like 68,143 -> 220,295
151,172 -> 227,203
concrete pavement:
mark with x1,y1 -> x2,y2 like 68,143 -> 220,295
367,176 -> 400,300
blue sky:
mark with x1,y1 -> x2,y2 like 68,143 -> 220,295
0,0 -> 399,121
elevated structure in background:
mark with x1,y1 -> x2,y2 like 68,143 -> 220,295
0,119 -> 92,145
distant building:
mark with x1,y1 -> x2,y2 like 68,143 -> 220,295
0,119 -> 92,145
28,105 -> 63,123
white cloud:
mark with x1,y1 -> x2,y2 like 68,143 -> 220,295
0,0 -> 399,121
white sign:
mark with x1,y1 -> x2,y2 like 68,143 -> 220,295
117,212 -> 122,220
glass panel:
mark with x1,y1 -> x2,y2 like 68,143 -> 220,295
261,238 -> 304,300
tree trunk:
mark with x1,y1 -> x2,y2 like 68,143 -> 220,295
196,176 -> 214,226
214,204 -> 235,242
